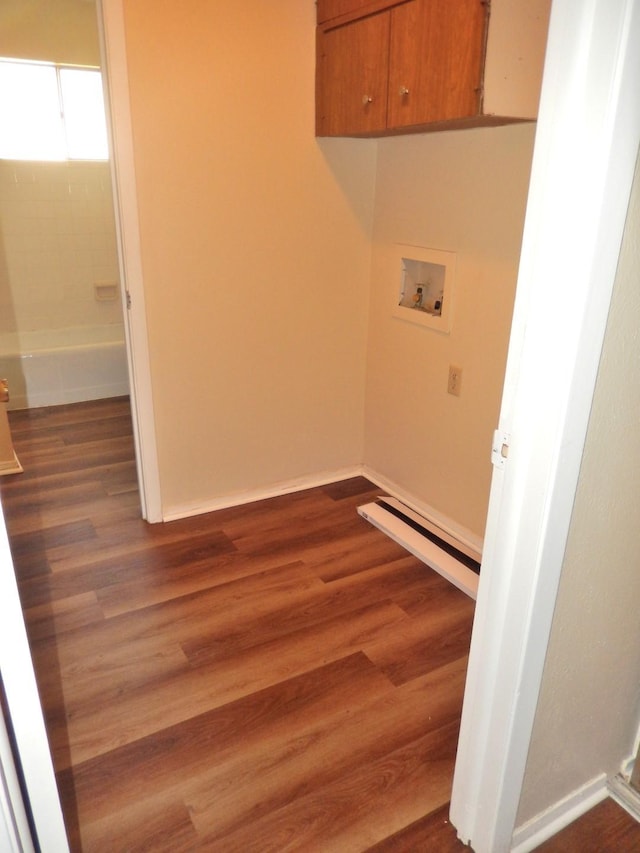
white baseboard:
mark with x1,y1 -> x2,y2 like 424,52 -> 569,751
162,466 -> 365,522
0,451 -> 23,476
357,498 -> 479,599
608,760 -> 640,824
511,774 -> 608,852
161,464 -> 486,560
362,465 -> 484,555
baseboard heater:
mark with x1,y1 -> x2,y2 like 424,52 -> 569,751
358,496 -> 480,600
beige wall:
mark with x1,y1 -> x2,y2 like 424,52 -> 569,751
517,148 -> 640,823
120,1 -> 377,515
119,0 -> 536,526
365,126 -> 536,538
0,0 -> 100,66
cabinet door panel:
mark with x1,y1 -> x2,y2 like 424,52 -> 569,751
316,13 -> 390,136
388,0 -> 486,128
318,0 -> 406,24
317,0 -> 377,24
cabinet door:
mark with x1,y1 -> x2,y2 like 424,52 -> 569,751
388,0 -> 487,128
316,12 -> 390,136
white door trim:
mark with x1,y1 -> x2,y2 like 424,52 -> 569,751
0,504 -> 69,851
1,701 -> 35,852
97,0 -> 163,522
450,1 -> 640,850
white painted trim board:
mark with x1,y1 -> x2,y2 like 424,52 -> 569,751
0,504 -> 69,850
511,774 -> 608,853
357,499 -> 479,599
98,0 -> 163,523
449,1 -> 640,850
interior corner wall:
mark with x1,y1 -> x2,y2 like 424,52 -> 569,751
515,147 -> 640,825
119,1 -> 377,516
364,125 -> 536,539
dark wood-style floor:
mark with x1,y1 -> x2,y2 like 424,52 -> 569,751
1,397 -> 639,851
1,397 -> 474,851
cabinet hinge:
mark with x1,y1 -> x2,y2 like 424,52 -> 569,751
491,429 -> 510,469
125,290 -> 132,309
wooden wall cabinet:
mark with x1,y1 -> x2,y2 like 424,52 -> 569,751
316,0 -> 551,137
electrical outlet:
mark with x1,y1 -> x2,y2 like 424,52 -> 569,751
448,364 -> 462,396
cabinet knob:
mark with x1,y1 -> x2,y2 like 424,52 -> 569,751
362,95 -> 373,105
399,86 -> 410,97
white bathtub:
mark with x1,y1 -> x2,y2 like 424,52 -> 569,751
0,325 -> 129,410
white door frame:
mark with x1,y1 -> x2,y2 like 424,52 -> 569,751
0,503 -> 69,851
97,0 -> 163,523
0,707 -> 34,853
450,0 -> 640,850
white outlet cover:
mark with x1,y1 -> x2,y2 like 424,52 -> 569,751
393,244 -> 455,333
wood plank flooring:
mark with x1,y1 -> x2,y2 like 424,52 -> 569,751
533,797 -> 640,852
1,397 -> 474,851
3,397 -> 640,851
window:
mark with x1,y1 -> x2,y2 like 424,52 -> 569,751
0,58 -> 109,161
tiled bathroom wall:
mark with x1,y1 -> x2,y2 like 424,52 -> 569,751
0,159 -> 122,334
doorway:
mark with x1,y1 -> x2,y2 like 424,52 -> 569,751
0,0 -> 159,520
0,2 -> 130,431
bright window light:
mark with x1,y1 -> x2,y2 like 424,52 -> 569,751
0,58 -> 108,161
0,61 -> 65,160
60,67 -> 109,160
